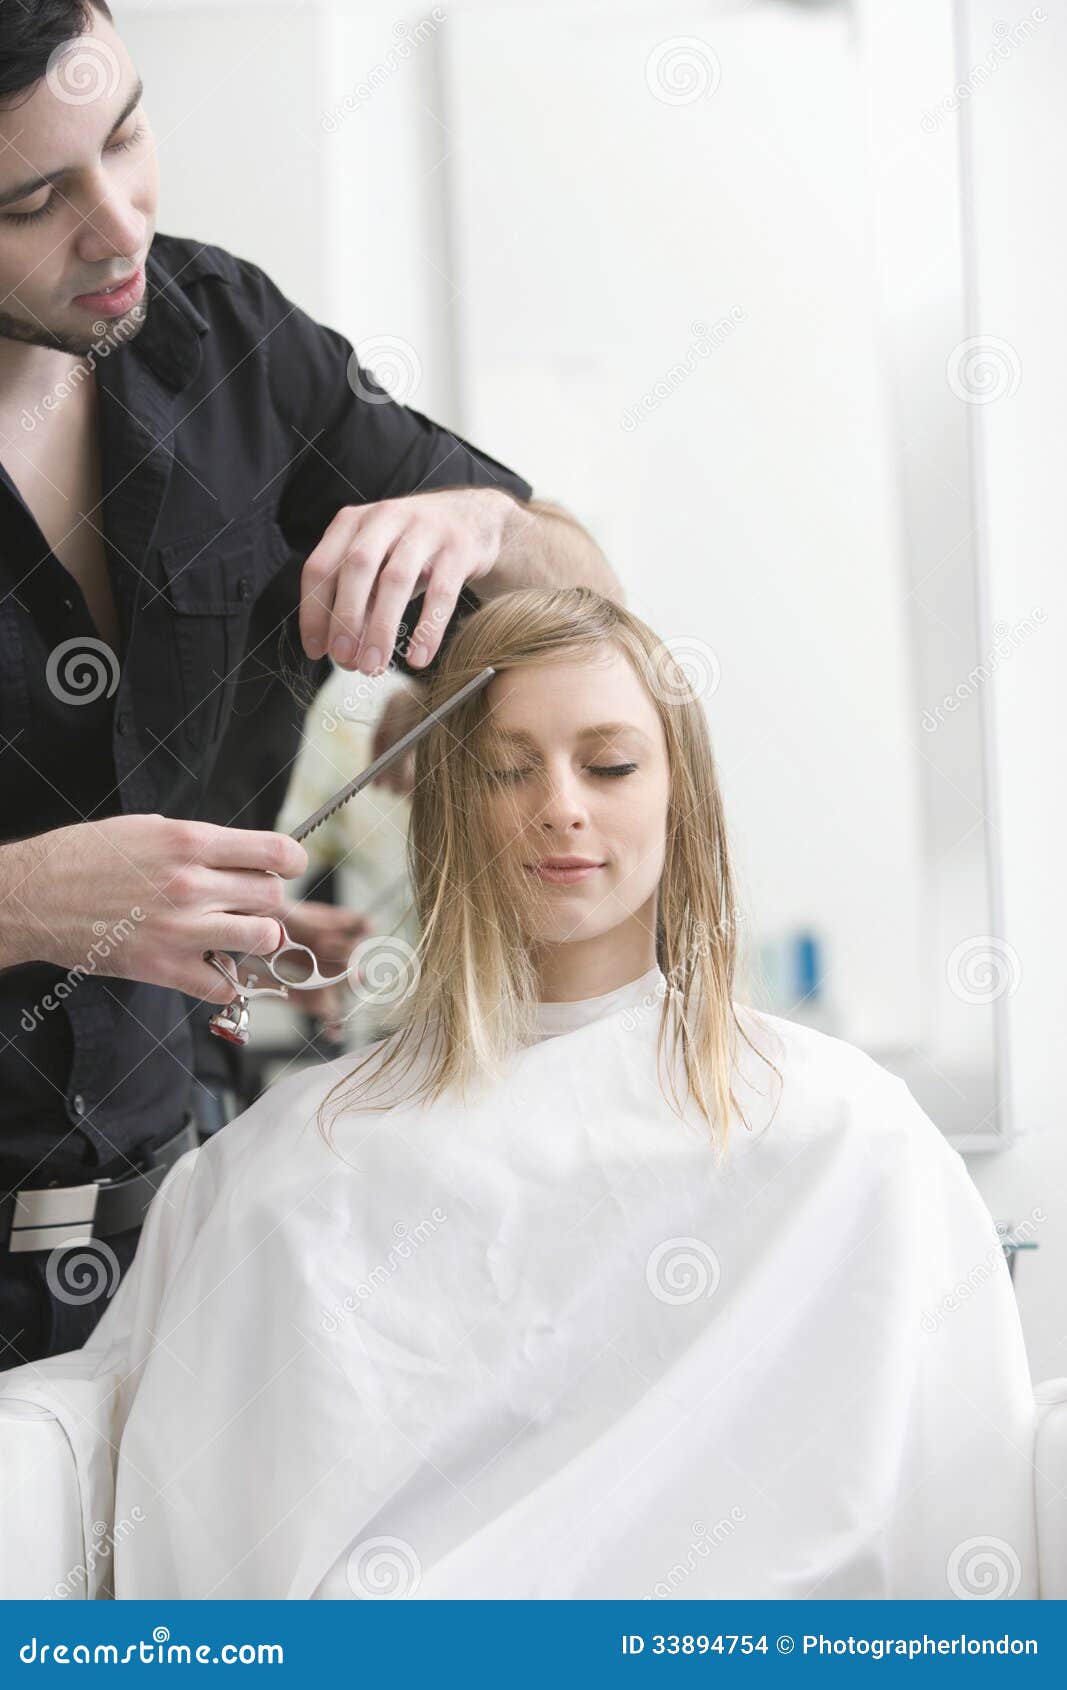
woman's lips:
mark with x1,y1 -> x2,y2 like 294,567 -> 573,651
72,266 -> 145,317
525,862 -> 605,885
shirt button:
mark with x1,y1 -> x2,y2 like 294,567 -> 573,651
117,710 -> 132,735
72,1093 -> 86,1116
63,596 -> 73,613
237,576 -> 251,601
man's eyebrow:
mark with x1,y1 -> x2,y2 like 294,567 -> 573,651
490,722 -> 653,748
0,74 -> 144,209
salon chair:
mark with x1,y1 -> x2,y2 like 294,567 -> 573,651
1,1381 -> 1067,1597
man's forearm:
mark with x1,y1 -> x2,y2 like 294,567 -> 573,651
481,494 -> 624,603
0,836 -> 46,970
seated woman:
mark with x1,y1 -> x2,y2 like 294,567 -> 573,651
0,587 -> 1038,1600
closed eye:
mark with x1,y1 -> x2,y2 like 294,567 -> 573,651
488,763 -> 638,782
2,125 -> 147,226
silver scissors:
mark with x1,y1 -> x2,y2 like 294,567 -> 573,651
205,665 -> 496,1045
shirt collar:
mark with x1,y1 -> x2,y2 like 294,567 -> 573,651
133,239 -> 212,392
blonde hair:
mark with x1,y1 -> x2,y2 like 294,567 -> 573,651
318,586 -> 780,1161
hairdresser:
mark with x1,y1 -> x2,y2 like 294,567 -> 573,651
0,0 -> 617,1366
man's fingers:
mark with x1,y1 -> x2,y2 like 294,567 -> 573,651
202,869 -> 290,916
182,963 -> 242,1006
196,914 -> 285,959
331,539 -> 425,673
326,556 -> 388,670
298,571 -> 336,662
298,507 -> 358,657
299,489 -> 508,665
300,510 -> 398,661
194,824 -> 307,880
403,561 -> 465,667
346,537 -> 439,676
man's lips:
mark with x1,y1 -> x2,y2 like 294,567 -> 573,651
71,266 -> 146,316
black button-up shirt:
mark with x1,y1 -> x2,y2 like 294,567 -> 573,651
0,232 -> 532,1193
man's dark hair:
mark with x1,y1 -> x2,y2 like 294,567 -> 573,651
0,0 -> 113,110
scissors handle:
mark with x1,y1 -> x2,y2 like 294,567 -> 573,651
263,922 -> 351,992
205,921 -> 363,1043
205,949 -> 288,1005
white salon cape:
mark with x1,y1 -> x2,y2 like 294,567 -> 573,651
0,965 -> 1039,1599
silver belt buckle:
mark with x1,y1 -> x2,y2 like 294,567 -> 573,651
9,1181 -> 101,1254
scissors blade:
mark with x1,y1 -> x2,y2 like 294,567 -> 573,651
290,664 -> 497,844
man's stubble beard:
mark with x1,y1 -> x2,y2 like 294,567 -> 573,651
0,298 -> 149,356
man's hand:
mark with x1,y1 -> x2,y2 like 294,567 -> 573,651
299,487 -> 514,675
0,816 -> 307,1004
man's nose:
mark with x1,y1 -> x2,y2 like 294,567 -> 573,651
75,179 -> 145,264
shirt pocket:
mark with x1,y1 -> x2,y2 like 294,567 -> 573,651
157,508 -> 293,748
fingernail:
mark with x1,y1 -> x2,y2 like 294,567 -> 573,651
332,637 -> 355,665
360,645 -> 382,674
407,643 -> 426,666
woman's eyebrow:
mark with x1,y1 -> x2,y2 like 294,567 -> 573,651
490,723 -> 652,748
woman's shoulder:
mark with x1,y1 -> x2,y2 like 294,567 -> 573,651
730,1000 -> 935,1150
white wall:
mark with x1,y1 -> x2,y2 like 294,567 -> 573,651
959,0 -> 1067,1386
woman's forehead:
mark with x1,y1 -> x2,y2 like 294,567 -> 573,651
484,719 -> 656,751
483,649 -> 657,735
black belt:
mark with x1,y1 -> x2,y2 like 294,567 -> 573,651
0,1116 -> 199,1255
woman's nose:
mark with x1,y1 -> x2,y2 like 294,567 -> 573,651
533,769 -> 591,832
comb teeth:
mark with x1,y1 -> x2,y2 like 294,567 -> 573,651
287,664 -> 496,846
296,806 -> 337,842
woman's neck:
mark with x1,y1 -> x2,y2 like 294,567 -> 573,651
533,917 -> 659,1004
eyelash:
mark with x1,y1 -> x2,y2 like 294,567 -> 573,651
490,763 -> 638,783
4,125 -> 146,226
